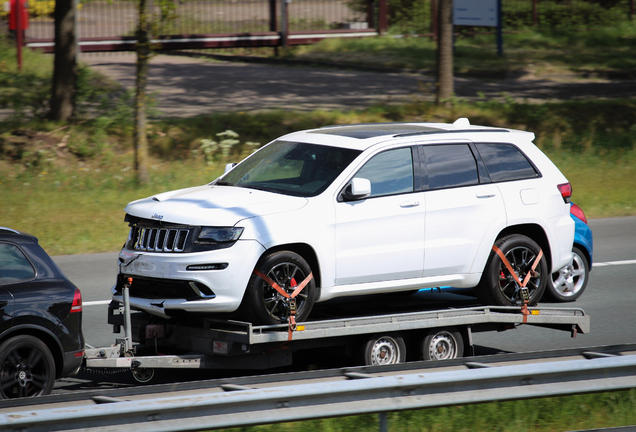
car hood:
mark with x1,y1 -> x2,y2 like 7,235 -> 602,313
125,185 -> 308,226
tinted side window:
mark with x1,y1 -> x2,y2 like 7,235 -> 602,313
356,147 -> 414,197
0,243 -> 36,285
424,144 -> 479,190
476,143 -> 538,182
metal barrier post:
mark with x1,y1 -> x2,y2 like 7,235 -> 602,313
379,413 -> 388,432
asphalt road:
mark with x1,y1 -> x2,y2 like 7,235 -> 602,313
81,53 -> 636,118
54,215 -> 636,355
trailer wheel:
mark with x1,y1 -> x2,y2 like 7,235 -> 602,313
131,368 -> 154,383
476,234 -> 547,306
421,328 -> 464,361
362,334 -> 406,366
0,335 -> 56,399
241,251 -> 316,325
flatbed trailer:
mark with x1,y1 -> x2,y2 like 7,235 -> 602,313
84,291 -> 590,379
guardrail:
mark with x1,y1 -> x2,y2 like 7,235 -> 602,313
3,354 -> 636,432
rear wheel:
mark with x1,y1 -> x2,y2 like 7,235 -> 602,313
476,234 -> 548,306
131,368 -> 155,383
0,335 -> 56,399
421,328 -> 463,361
546,246 -> 589,302
362,334 -> 406,366
241,251 -> 316,325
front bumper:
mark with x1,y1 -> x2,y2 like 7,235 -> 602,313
113,239 -> 266,317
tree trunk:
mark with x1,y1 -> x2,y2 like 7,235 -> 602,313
436,0 -> 454,105
49,0 -> 77,122
134,0 -> 151,185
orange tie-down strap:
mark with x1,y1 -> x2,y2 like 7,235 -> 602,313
492,245 -> 544,323
253,269 -> 313,341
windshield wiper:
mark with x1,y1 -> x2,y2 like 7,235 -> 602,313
214,180 -> 235,186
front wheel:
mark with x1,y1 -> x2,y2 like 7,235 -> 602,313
476,234 -> 548,307
545,246 -> 589,302
240,251 -> 316,325
362,334 -> 406,366
0,335 -> 56,399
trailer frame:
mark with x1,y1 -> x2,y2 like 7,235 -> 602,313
84,287 -> 590,373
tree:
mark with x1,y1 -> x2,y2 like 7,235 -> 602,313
134,0 -> 152,185
436,0 -> 454,105
49,0 -> 77,122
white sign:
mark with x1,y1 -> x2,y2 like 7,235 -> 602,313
453,0 -> 499,27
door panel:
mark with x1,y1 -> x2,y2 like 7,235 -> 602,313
334,147 -> 425,285
421,143 -> 505,279
335,193 -> 426,285
424,185 -> 505,277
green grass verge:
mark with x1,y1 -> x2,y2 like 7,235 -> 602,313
285,21 -> 636,77
216,389 -> 636,432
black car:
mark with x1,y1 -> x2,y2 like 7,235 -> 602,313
0,227 -> 84,399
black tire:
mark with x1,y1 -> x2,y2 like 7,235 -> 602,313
476,234 -> 548,306
421,327 -> 464,361
0,335 -> 56,399
241,251 -> 316,325
362,334 -> 407,366
545,246 -> 589,302
131,368 -> 155,383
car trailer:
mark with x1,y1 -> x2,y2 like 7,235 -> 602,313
84,287 -> 590,381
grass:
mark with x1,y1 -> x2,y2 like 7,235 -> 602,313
285,21 -> 636,77
216,389 -> 636,432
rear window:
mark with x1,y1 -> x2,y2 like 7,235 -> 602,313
423,144 -> 479,190
0,243 -> 36,285
476,143 -> 539,182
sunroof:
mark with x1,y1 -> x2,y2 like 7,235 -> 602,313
310,124 -> 443,139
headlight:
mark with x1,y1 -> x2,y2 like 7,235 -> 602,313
198,227 -> 244,243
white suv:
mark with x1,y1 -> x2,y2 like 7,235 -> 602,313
113,119 -> 575,325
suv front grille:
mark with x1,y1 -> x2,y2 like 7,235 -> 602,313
132,227 -> 190,252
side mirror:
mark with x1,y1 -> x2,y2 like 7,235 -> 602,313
342,177 -> 371,201
224,162 -> 237,174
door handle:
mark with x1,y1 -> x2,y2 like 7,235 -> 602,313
476,194 -> 495,199
400,201 -> 420,208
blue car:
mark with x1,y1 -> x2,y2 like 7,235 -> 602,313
544,203 -> 593,302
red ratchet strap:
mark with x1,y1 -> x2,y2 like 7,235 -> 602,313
253,269 -> 313,341
492,245 -> 544,323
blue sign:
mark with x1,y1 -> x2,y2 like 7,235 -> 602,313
453,0 -> 499,27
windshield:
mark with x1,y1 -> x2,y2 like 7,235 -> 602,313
219,141 -> 362,197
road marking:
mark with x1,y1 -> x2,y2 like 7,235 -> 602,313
84,300 -> 112,306
594,260 -> 636,267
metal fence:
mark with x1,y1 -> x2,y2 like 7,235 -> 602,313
15,0 -> 636,52
25,0 -> 370,41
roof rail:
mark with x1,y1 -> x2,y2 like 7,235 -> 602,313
394,128 -> 510,138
